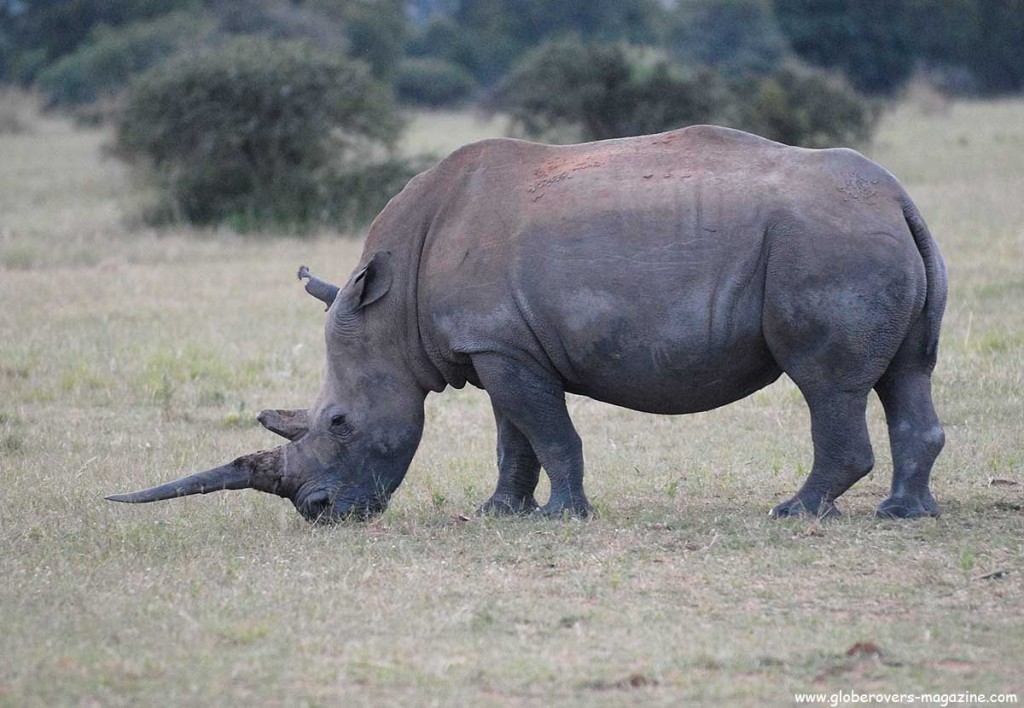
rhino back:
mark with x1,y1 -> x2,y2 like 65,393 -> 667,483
416,127 -> 907,413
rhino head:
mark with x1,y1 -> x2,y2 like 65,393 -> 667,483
107,253 -> 427,523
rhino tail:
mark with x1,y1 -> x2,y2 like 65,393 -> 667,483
900,193 -> 948,366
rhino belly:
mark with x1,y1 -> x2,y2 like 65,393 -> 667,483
549,287 -> 781,415
564,336 -> 782,414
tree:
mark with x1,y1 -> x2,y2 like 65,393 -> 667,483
305,0 -> 410,81
412,0 -> 663,83
774,0 -> 1024,95
772,0 -> 916,94
965,0 -> 1024,93
2,0 -> 199,82
36,12 -> 207,108
667,0 -> 789,77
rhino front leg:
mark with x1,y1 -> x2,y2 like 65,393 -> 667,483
473,353 -> 592,518
477,403 -> 541,515
769,391 -> 874,519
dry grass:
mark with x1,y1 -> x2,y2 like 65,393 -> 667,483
400,108 -> 509,158
0,89 -> 36,135
1,98 -> 1022,706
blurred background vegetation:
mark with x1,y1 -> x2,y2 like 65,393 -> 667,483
2,0 -> 1021,229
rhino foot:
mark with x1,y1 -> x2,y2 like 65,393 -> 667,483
477,494 -> 540,516
536,497 -> 592,519
876,493 -> 940,519
768,496 -> 840,520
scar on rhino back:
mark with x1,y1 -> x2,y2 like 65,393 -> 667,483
527,154 -> 607,201
835,170 -> 881,202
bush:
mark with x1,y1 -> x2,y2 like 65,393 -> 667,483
37,12 -> 207,108
731,64 -> 879,147
396,58 -> 478,107
117,37 -> 405,228
491,40 -> 724,142
328,155 -> 435,227
492,38 -> 877,148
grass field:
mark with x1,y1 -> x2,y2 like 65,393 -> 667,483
1,96 -> 1022,706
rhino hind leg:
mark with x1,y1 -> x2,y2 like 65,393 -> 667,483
873,369 -> 943,518
472,353 -> 592,518
769,391 -> 875,519
763,232 -> 928,518
477,404 -> 542,515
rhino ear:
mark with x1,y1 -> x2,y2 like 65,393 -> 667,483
257,408 -> 310,441
347,251 -> 392,310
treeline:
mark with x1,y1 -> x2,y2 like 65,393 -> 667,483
411,0 -> 1024,96
2,0 -> 1019,229
4,0 -> 1021,102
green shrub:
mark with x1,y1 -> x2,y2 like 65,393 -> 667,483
37,12 -> 207,108
396,58 -> 478,107
328,155 -> 435,228
492,38 -> 877,148
732,64 -> 879,147
117,37 -> 405,228
490,40 -> 728,142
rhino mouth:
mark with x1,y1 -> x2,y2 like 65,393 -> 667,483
295,487 -> 389,524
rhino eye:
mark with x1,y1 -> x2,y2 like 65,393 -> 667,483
330,414 -> 346,428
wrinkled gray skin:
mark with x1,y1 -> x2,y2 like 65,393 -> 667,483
108,126 -> 947,523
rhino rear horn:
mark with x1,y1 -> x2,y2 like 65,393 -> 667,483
297,265 -> 339,310
106,447 -> 290,504
257,408 -> 310,441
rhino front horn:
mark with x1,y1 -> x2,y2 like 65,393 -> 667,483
106,447 -> 288,504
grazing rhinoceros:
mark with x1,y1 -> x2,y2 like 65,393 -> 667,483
108,125 -> 947,523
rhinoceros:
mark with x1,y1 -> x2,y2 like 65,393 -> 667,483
107,125 -> 947,522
